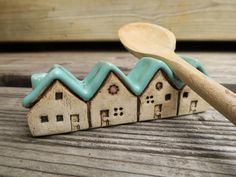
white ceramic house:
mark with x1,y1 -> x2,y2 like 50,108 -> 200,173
178,85 -> 209,116
90,72 -> 137,128
22,57 -> 209,136
139,71 -> 178,121
27,80 -> 88,136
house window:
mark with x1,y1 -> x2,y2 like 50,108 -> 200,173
108,84 -> 119,95
114,107 -> 124,116
146,95 -> 154,104
55,92 -> 63,100
183,92 -> 189,98
56,115 -> 64,122
155,82 -> 163,90
40,115 -> 48,123
165,94 -> 171,101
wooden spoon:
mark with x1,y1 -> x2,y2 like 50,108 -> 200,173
119,22 -> 236,125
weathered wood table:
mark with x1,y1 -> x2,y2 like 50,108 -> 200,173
0,52 -> 236,177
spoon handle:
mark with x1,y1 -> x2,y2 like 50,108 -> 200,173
165,51 -> 236,125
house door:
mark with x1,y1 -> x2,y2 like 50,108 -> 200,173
189,100 -> 198,113
154,104 -> 162,119
70,114 -> 80,131
100,109 -> 109,127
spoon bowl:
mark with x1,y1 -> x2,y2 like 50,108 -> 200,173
119,22 -> 176,56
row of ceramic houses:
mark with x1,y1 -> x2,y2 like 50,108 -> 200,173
22,57 -> 209,136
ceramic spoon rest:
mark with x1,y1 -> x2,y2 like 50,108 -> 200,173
22,56 -> 209,136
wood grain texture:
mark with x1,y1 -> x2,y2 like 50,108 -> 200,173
0,86 -> 236,177
0,52 -> 235,87
0,0 -> 236,42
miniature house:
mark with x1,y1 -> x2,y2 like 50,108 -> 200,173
139,71 -> 178,121
22,56 -> 209,136
90,72 -> 137,128
27,80 -> 88,136
178,85 -> 209,116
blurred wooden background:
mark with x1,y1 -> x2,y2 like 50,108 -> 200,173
0,0 -> 236,42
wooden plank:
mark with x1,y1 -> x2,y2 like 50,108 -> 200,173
0,52 -> 235,87
0,0 -> 236,42
0,87 -> 236,176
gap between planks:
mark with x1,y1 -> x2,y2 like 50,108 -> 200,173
0,52 -> 236,87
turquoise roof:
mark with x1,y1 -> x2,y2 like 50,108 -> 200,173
22,56 -> 208,108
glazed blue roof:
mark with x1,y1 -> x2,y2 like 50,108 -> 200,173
22,56 -> 208,108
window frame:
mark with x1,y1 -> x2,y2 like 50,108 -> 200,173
56,115 -> 64,122
55,92 -> 63,100
40,115 -> 49,123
